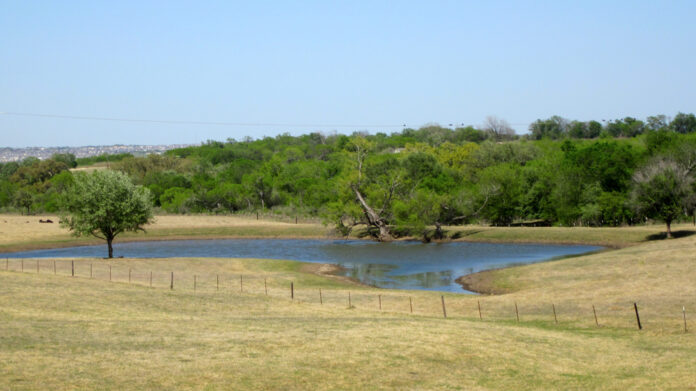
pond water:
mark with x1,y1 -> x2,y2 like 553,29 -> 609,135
1,239 -> 602,293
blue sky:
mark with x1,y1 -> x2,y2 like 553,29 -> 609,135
1,1 -> 695,147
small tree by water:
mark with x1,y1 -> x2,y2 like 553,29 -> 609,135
60,170 -> 153,258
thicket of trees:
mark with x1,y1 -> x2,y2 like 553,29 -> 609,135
2,113 -> 696,240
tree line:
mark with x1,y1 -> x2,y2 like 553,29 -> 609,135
1,113 -> 696,241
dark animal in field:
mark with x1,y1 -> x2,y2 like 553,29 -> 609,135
39,219 -> 54,223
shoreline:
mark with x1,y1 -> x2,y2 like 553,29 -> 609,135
0,231 -> 628,255
1,233 -> 617,296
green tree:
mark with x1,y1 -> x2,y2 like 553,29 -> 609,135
51,153 -> 77,168
631,158 -> 694,238
13,189 -> 34,215
670,112 -> 696,134
60,170 -> 154,258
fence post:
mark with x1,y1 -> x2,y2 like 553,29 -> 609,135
409,297 -> 413,314
348,291 -> 352,308
5,258 -> 8,271
21,259 -> 24,272
36,260 -> 39,273
71,261 -> 74,277
478,300 -> 482,320
264,278 -> 268,295
170,272 -> 174,290
634,302 -> 642,330
90,263 -> 93,279
240,275 -> 243,293
53,260 -> 56,275
378,294 -> 382,311
515,302 -> 519,322
291,282 -> 294,299
552,303 -> 558,324
150,271 -> 153,288
194,275 -> 197,292
129,268 -> 132,284
441,296 -> 447,319
319,288 -> 323,304
683,306 -> 688,333
593,305 -> 599,327
216,275 -> 219,291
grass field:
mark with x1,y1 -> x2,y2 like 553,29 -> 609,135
2,214 -> 696,389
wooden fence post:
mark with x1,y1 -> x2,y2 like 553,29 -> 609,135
71,261 -> 74,277
378,294 -> 382,311
216,275 -> 219,291
53,260 -> 56,275
634,302 -> 642,330
683,306 -> 688,333
240,275 -> 243,293
150,271 -> 153,288
5,258 -> 8,271
552,303 -> 558,324
194,275 -> 197,292
319,288 -> 323,305
170,272 -> 174,290
36,260 -> 39,273
441,296 -> 447,319
21,259 -> 24,272
291,282 -> 294,299
348,291 -> 352,308
90,263 -> 93,279
409,297 -> 413,314
478,300 -> 482,320
515,302 -> 519,322
129,268 -> 132,284
264,278 -> 268,295
593,305 -> 599,327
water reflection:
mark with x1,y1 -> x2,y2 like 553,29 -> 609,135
0,239 -> 601,293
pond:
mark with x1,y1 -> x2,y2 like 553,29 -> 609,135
1,239 -> 602,293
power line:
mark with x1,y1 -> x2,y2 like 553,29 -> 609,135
0,111 -> 405,129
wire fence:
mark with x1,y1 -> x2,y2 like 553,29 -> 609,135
2,258 -> 692,334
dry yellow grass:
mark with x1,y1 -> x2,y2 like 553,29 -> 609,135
2,252 -> 696,390
3,214 -> 696,389
0,214 -> 332,252
464,232 -> 696,332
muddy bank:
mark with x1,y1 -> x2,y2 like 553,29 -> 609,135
299,263 -> 371,288
455,270 -> 511,295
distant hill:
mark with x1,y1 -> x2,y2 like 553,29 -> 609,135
0,144 -> 193,162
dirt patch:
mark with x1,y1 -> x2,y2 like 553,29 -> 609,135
299,263 -> 371,287
455,270 -> 511,295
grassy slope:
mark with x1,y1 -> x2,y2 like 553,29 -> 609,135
2,214 -> 696,389
2,255 -> 696,391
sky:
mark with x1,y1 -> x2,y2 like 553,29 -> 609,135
1,0 -> 695,148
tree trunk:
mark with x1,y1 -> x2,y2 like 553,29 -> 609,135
666,220 -> 673,239
353,186 -> 393,242
107,237 -> 114,258
434,222 -> 444,240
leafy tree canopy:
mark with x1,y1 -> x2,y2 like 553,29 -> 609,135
60,170 -> 153,258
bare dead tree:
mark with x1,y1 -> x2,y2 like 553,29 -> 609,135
349,138 -> 394,242
483,116 -> 516,141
